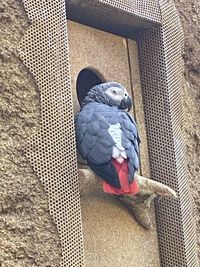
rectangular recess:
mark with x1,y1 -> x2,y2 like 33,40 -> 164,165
68,20 -> 160,266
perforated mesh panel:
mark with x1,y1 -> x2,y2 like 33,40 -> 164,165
98,0 -> 161,23
137,1 -> 198,266
18,0 -> 198,266
18,1 -> 85,266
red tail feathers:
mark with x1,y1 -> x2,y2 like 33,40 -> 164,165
103,158 -> 138,195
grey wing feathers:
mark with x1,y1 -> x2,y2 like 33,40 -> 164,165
75,112 -> 114,165
120,112 -> 140,183
75,107 -> 140,185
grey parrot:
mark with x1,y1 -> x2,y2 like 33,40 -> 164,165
75,82 -> 140,195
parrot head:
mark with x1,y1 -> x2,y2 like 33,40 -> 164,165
81,82 -> 133,111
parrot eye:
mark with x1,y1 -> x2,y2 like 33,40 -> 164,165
112,90 -> 117,94
125,93 -> 127,96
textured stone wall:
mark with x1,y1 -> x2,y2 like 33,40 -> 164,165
0,1 -> 61,266
174,0 -> 200,260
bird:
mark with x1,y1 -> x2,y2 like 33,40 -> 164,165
75,81 -> 177,229
75,81 -> 141,196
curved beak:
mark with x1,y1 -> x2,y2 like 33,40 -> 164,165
119,96 -> 132,111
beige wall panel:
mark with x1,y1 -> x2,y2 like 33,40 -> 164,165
68,21 -> 132,114
127,39 -> 151,177
68,21 -> 160,267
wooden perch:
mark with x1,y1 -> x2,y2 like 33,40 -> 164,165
135,174 -> 177,198
78,166 -> 177,229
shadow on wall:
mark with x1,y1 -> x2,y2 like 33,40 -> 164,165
76,68 -> 106,106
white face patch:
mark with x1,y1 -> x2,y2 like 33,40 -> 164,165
105,86 -> 129,104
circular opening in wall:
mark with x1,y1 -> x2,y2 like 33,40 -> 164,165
76,68 -> 106,106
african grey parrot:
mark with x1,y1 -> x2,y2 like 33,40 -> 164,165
75,82 -> 140,195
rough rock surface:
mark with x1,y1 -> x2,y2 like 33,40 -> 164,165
0,0 -> 199,266
174,0 -> 200,259
0,1 -> 61,266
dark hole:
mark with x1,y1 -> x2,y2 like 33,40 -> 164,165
76,68 -> 105,106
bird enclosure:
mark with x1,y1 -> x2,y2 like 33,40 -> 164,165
68,20 -> 160,266
17,0 -> 198,267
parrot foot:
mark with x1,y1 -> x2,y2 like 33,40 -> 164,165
135,174 -> 177,199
